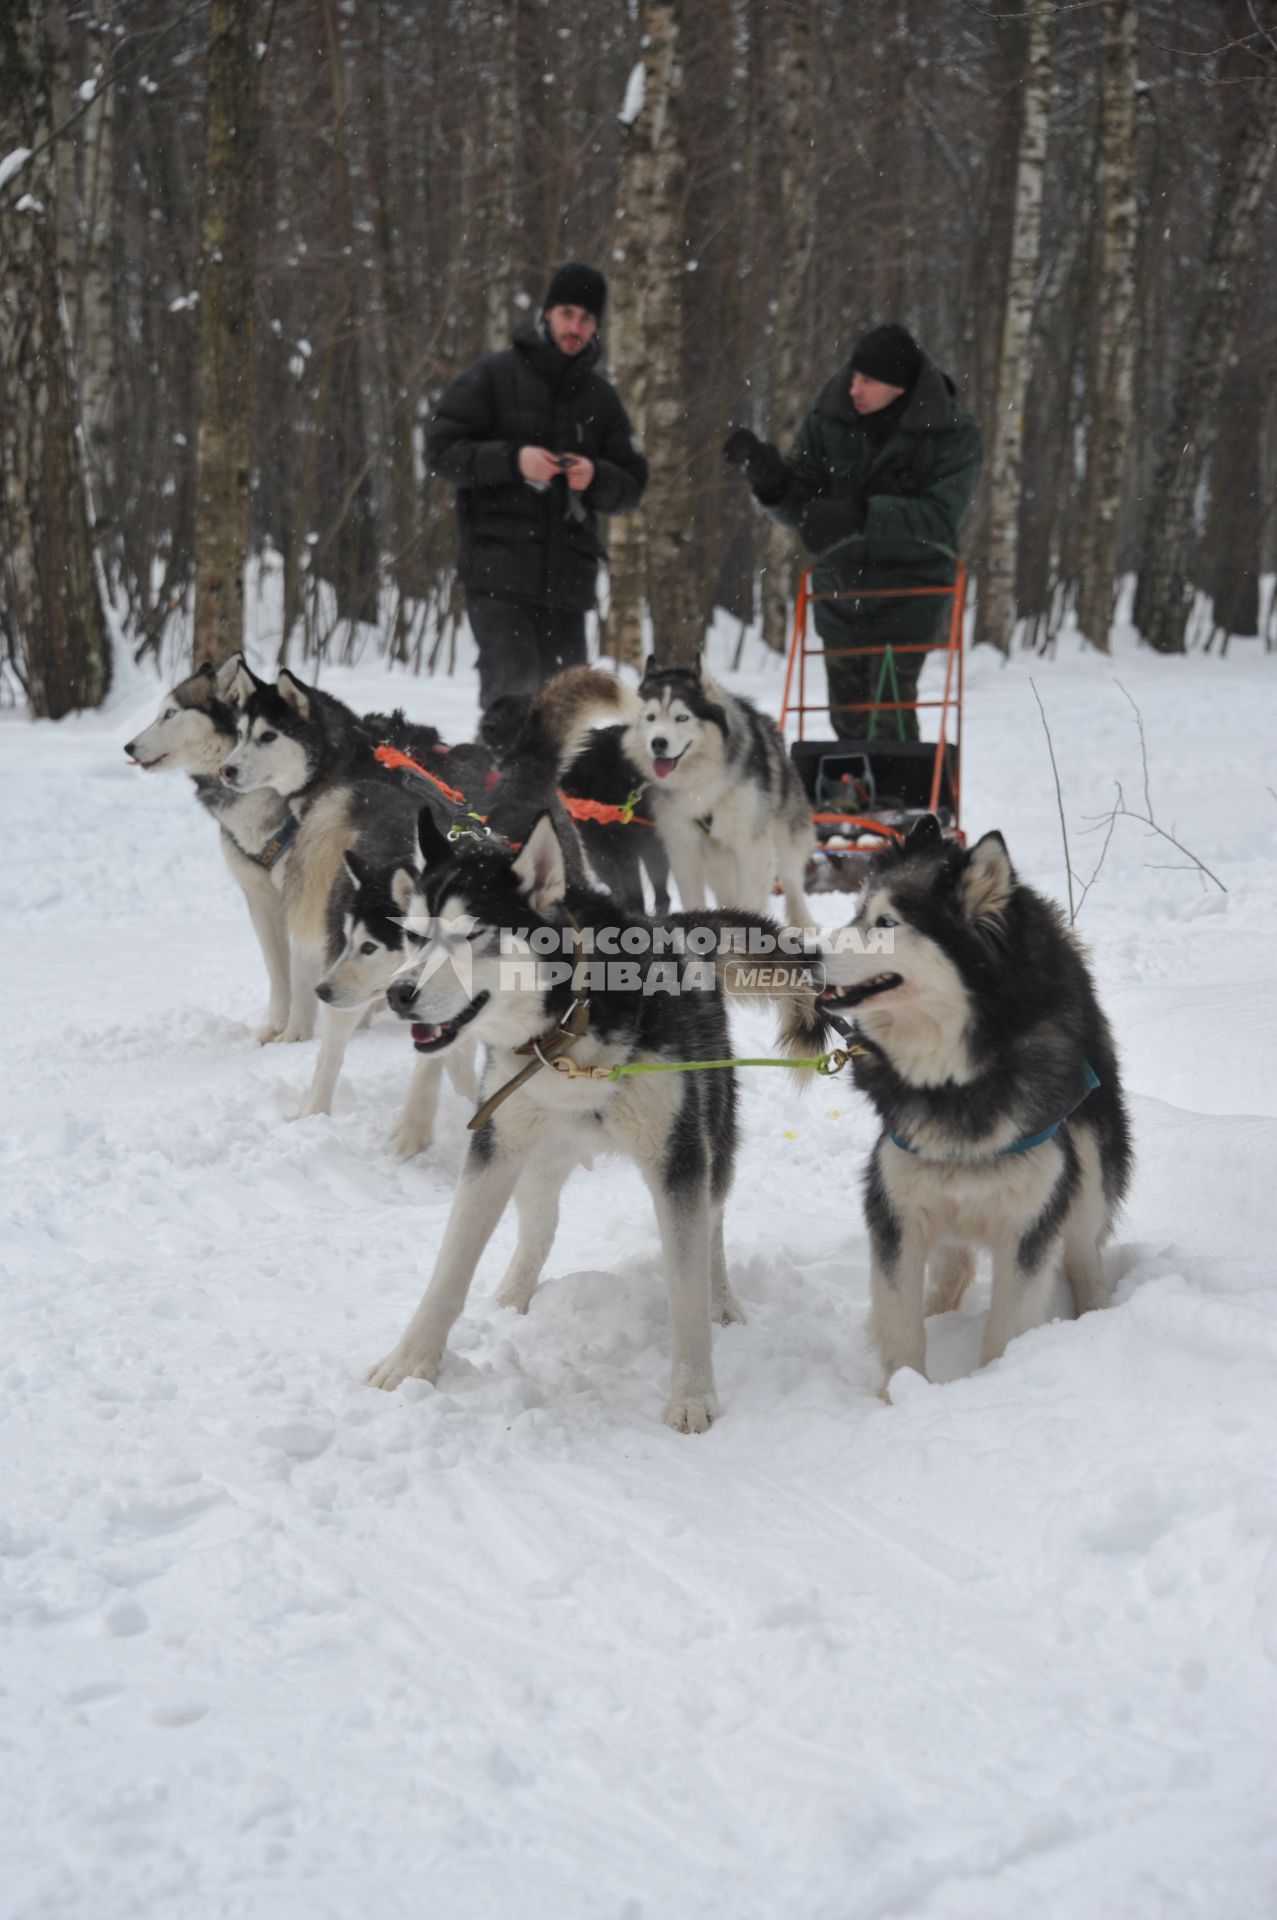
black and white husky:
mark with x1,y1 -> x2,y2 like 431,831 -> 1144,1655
810,817 -> 1132,1392
366,810 -> 817,1431
313,847 -> 478,1155
623,655 -> 812,921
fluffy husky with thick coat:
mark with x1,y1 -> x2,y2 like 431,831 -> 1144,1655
623,655 -> 812,922
808,816 -> 1132,1392
125,658 -> 298,1040
366,810 -> 816,1431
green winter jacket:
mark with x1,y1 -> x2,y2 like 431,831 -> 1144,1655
759,353 -> 981,652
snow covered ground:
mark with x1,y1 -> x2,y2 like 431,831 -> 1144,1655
2,609 -> 1276,1919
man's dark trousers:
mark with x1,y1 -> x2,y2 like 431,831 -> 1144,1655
468,595 -> 587,714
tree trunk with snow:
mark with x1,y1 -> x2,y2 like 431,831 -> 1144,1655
600,47 -> 654,669
640,0 -> 701,667
192,0 -> 261,669
1133,54 -> 1276,653
1075,0 -> 1139,653
760,0 -> 814,658
973,1 -> 1053,655
0,0 -> 112,717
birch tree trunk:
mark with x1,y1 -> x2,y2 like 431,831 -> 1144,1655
1075,0 -> 1139,651
601,44 -> 654,668
1133,58 -> 1276,652
760,0 -> 814,657
0,0 -> 111,717
639,0 -> 701,666
192,0 -> 261,669
484,0 -> 518,350
973,0 -> 1052,654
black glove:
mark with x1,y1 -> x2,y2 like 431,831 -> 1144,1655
722,427 -> 786,498
799,494 -> 866,555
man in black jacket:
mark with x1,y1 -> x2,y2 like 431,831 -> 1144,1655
427,263 -> 649,716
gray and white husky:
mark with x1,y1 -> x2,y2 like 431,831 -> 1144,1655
366,811 -> 820,1432
125,659 -> 296,1041
808,816 -> 1132,1393
622,655 -> 812,922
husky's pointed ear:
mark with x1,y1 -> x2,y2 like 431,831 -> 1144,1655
905,814 -> 944,857
276,670 -> 312,718
218,652 -> 259,705
197,660 -> 216,681
343,851 -> 368,890
390,866 -> 416,914
512,813 -> 567,912
640,654 -> 659,683
417,805 -> 451,870
959,831 -> 1014,925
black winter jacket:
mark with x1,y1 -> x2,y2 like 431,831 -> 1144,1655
427,321 -> 649,613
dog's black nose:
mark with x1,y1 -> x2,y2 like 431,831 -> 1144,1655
315,983 -> 333,1004
387,978 -> 416,1015
220,763 -> 238,784
123,740 -> 135,757
650,735 -> 668,755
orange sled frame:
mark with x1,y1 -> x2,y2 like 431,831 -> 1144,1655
778,562 -> 968,891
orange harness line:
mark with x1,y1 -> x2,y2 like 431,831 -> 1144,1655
809,812 -> 906,840
373,743 -> 652,830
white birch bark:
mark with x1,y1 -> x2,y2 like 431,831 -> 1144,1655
760,0 -> 814,657
1076,0 -> 1139,652
602,50 -> 654,668
973,0 -> 1053,655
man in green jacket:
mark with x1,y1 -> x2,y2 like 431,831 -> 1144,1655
725,325 -> 981,741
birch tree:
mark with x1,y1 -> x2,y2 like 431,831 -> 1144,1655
973,0 -> 1053,654
0,0 -> 111,717
760,0 -> 814,657
1075,0 -> 1139,651
638,0 -> 701,666
601,45 -> 653,668
192,0 -> 261,669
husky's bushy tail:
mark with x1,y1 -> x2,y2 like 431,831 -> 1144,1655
510,666 -> 636,781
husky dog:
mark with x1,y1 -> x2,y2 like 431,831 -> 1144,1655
623,655 -> 812,922
218,663 -> 437,1044
365,811 -> 817,1431
809,816 -> 1132,1392
125,659 -> 297,1040
312,845 -> 478,1154
483,686 -> 671,915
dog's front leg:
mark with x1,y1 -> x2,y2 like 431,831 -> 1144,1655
293,1002 -> 362,1119
446,1034 -> 479,1104
866,1152 -> 928,1392
277,944 -> 319,1044
389,1053 -> 444,1158
647,1178 -> 719,1432
236,864 -> 291,1042
367,1129 -> 522,1391
982,1232 -> 1061,1367
495,1155 -> 574,1314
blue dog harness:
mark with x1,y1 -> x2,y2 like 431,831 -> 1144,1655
889,1061 -> 1101,1160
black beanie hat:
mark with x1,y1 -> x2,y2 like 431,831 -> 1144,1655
850,324 -> 922,391
543,262 -> 607,323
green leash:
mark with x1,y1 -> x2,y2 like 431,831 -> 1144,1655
547,1045 -> 865,1085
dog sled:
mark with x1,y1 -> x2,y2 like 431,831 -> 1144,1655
778,560 -> 968,893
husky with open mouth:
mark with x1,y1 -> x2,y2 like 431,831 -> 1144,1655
623,654 -> 812,922
812,815 -> 1132,1393
366,809 -> 822,1432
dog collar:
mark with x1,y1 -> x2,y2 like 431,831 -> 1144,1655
694,812 -> 714,836
466,911 -> 592,1133
889,1062 -> 1100,1160
221,815 -> 298,870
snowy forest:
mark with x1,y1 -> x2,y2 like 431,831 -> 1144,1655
1,0 -> 1275,717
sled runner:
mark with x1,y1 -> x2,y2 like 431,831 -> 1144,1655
778,560 -> 968,893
